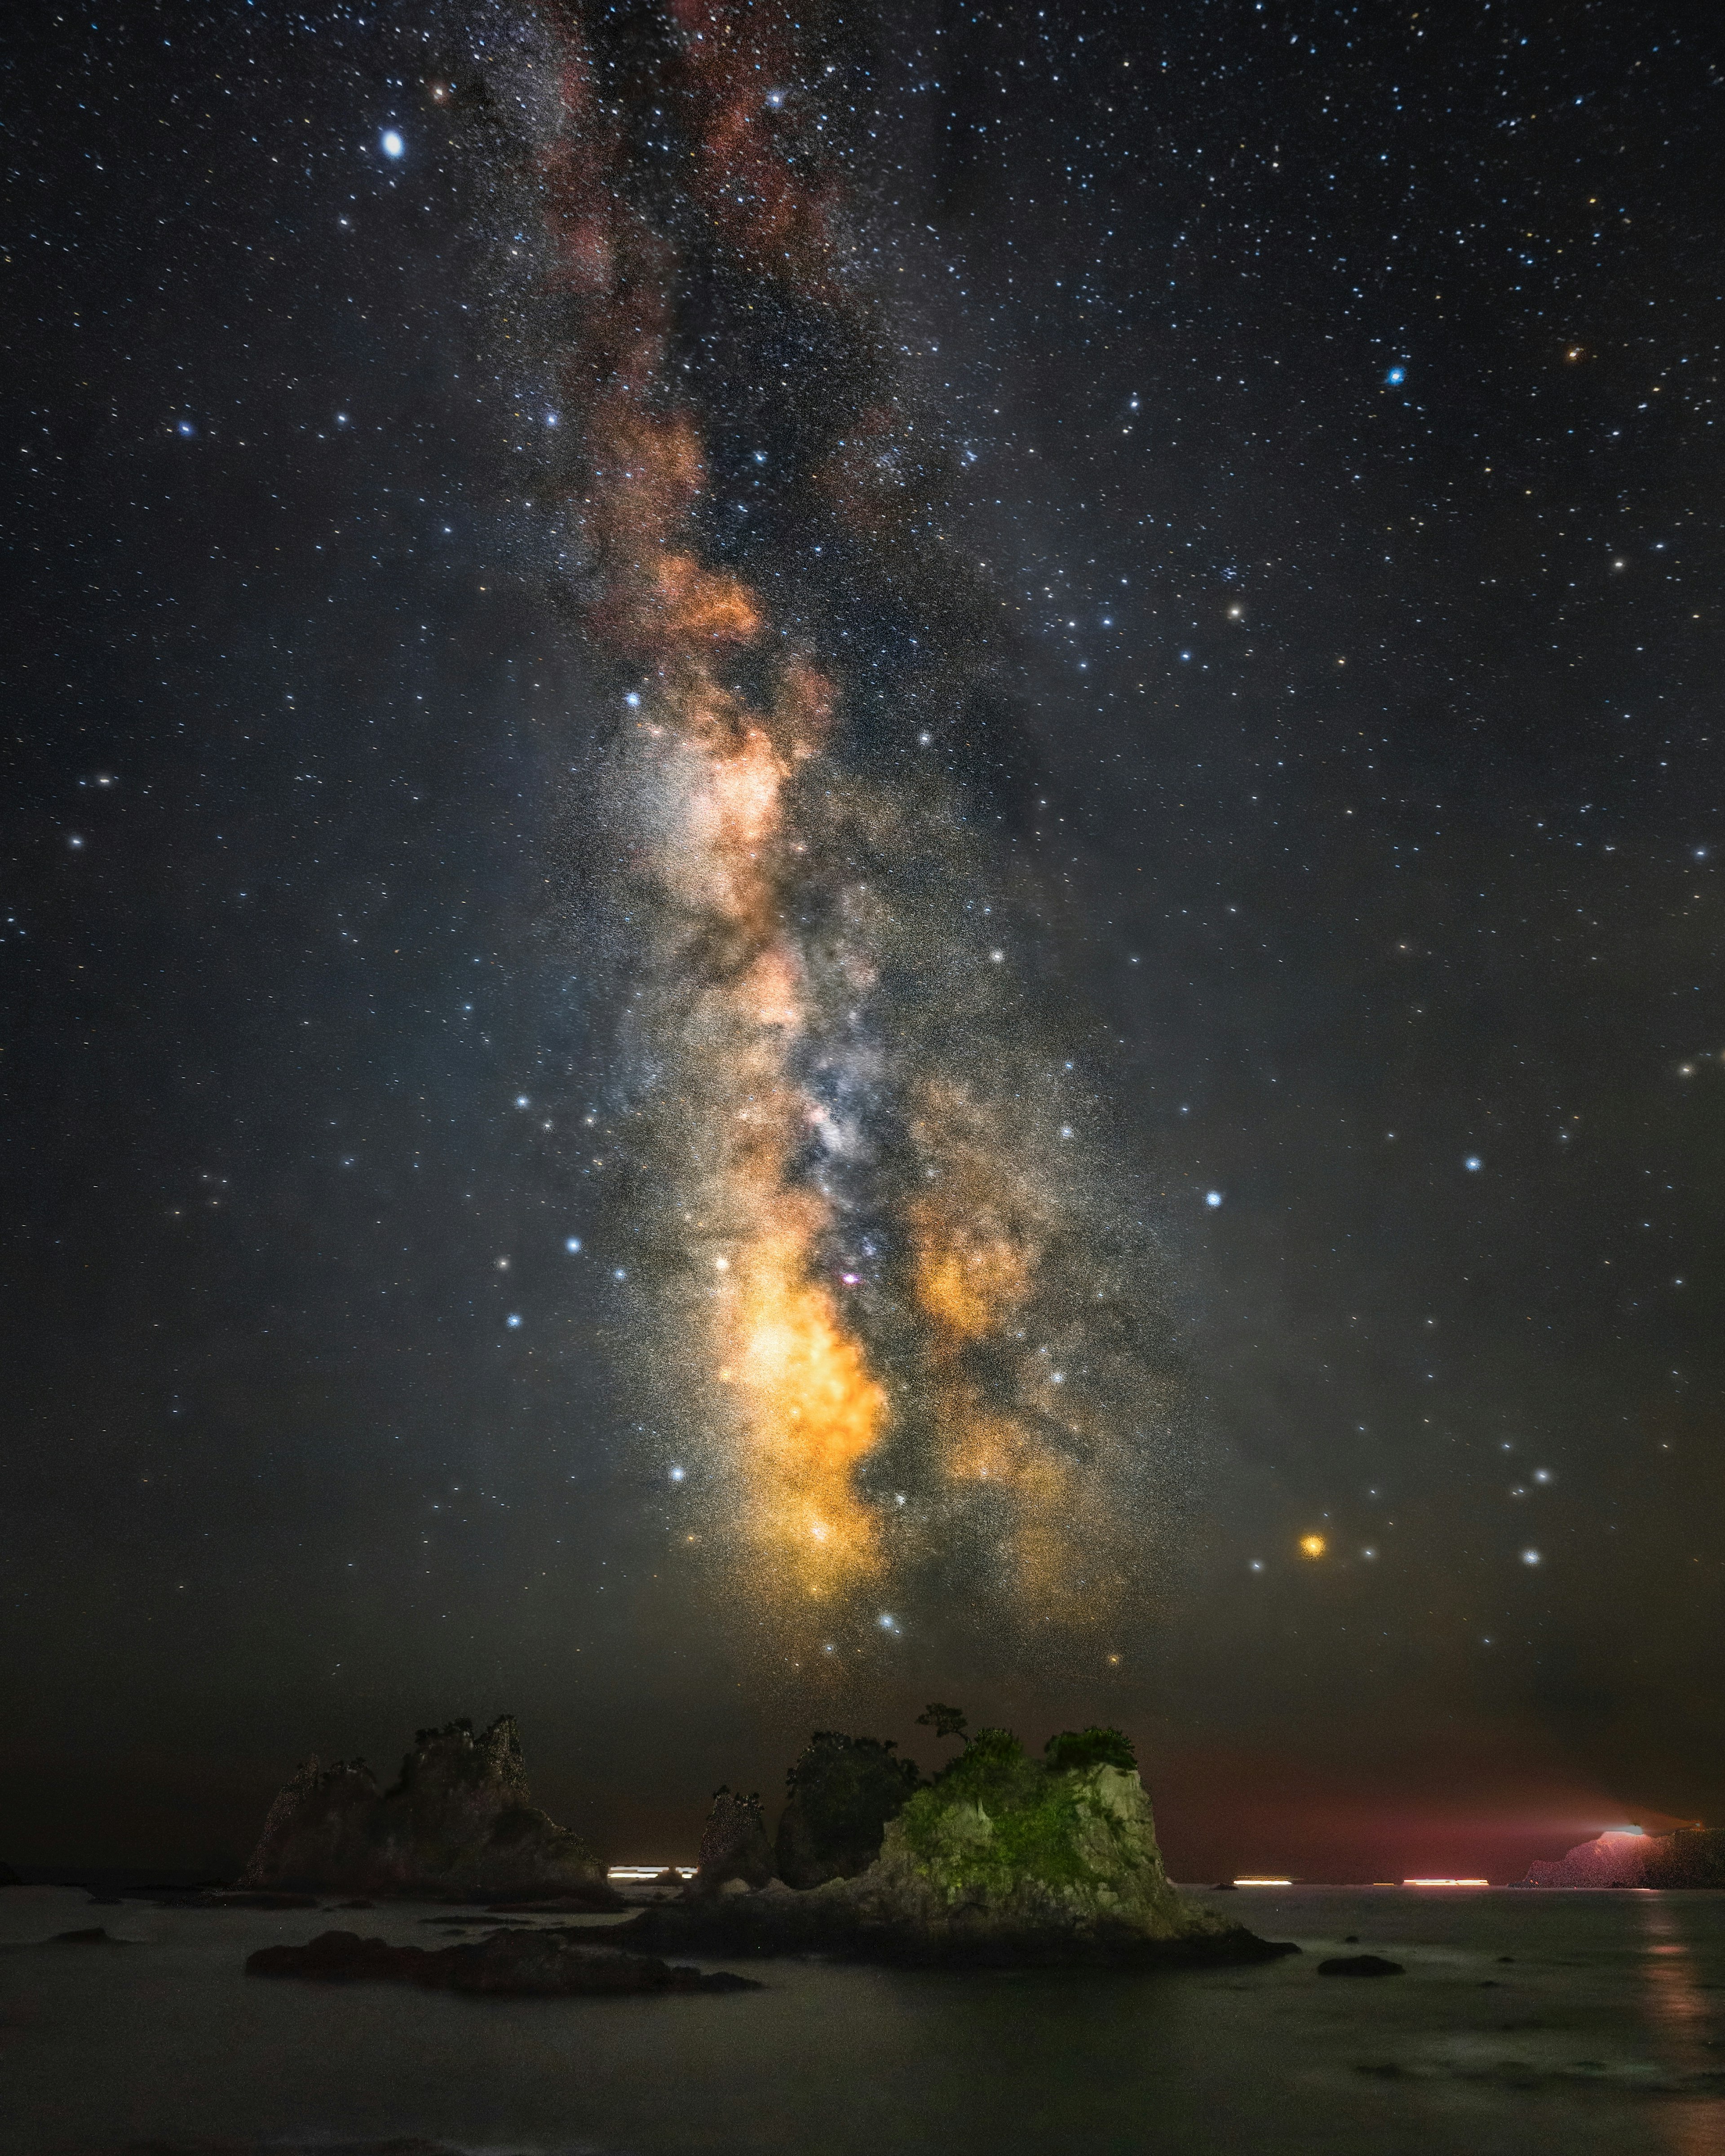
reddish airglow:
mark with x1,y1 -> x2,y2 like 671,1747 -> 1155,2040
1149,1740 -> 1661,1888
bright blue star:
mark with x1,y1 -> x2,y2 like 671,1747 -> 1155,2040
380,129 -> 404,160
1386,365 -> 1407,386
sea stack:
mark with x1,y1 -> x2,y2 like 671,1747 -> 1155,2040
845,1725 -> 1198,1949
690,1789 -> 776,1895
242,1714 -> 616,1903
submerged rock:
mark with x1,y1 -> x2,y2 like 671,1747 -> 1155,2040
623,1723 -> 1295,1970
241,1715 -> 620,1904
245,1925 -> 760,1995
1318,1954 -> 1405,1977
775,1732 -> 920,1889
690,1789 -> 775,1896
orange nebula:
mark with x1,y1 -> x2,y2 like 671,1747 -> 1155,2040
533,0 -> 894,1611
527,1 -> 1181,1635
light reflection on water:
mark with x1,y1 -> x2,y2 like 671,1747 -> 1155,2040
1639,1896 -> 1725,2156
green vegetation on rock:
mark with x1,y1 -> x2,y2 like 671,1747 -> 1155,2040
1043,1727 -> 1136,1776
853,1717 -> 1205,1945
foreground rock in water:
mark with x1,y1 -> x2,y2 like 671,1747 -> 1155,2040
246,1926 -> 761,1995
241,1715 -> 620,1904
624,1727 -> 1296,1969
1317,1953 -> 1404,1977
1522,1826 -> 1725,1889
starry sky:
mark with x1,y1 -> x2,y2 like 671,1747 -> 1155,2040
6,0 -> 1724,1886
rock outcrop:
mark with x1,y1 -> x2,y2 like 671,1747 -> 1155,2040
241,1715 -> 618,1903
844,1725 -> 1199,1950
775,1732 -> 920,1889
245,1926 -> 759,1995
622,1723 -> 1292,1969
690,1789 -> 775,1896
1523,1826 -> 1725,1889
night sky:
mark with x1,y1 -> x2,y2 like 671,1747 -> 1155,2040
7,0 -> 1724,1888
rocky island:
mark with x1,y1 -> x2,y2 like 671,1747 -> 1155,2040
626,1708 -> 1293,1969
241,1714 -> 619,1904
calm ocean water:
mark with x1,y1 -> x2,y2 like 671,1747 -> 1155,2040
1,1882 -> 1721,2155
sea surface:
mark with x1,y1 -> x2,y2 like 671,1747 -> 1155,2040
2,1882 -> 1722,2155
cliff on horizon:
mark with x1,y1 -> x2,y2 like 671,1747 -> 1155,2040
242,1714 -> 615,1901
1522,1826 -> 1725,1889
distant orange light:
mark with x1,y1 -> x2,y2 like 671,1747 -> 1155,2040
1300,1534 -> 1327,1559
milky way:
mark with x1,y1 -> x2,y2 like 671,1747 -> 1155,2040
511,0 -> 1189,1652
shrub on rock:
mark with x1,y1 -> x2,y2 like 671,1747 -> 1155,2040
776,1732 -> 923,1888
